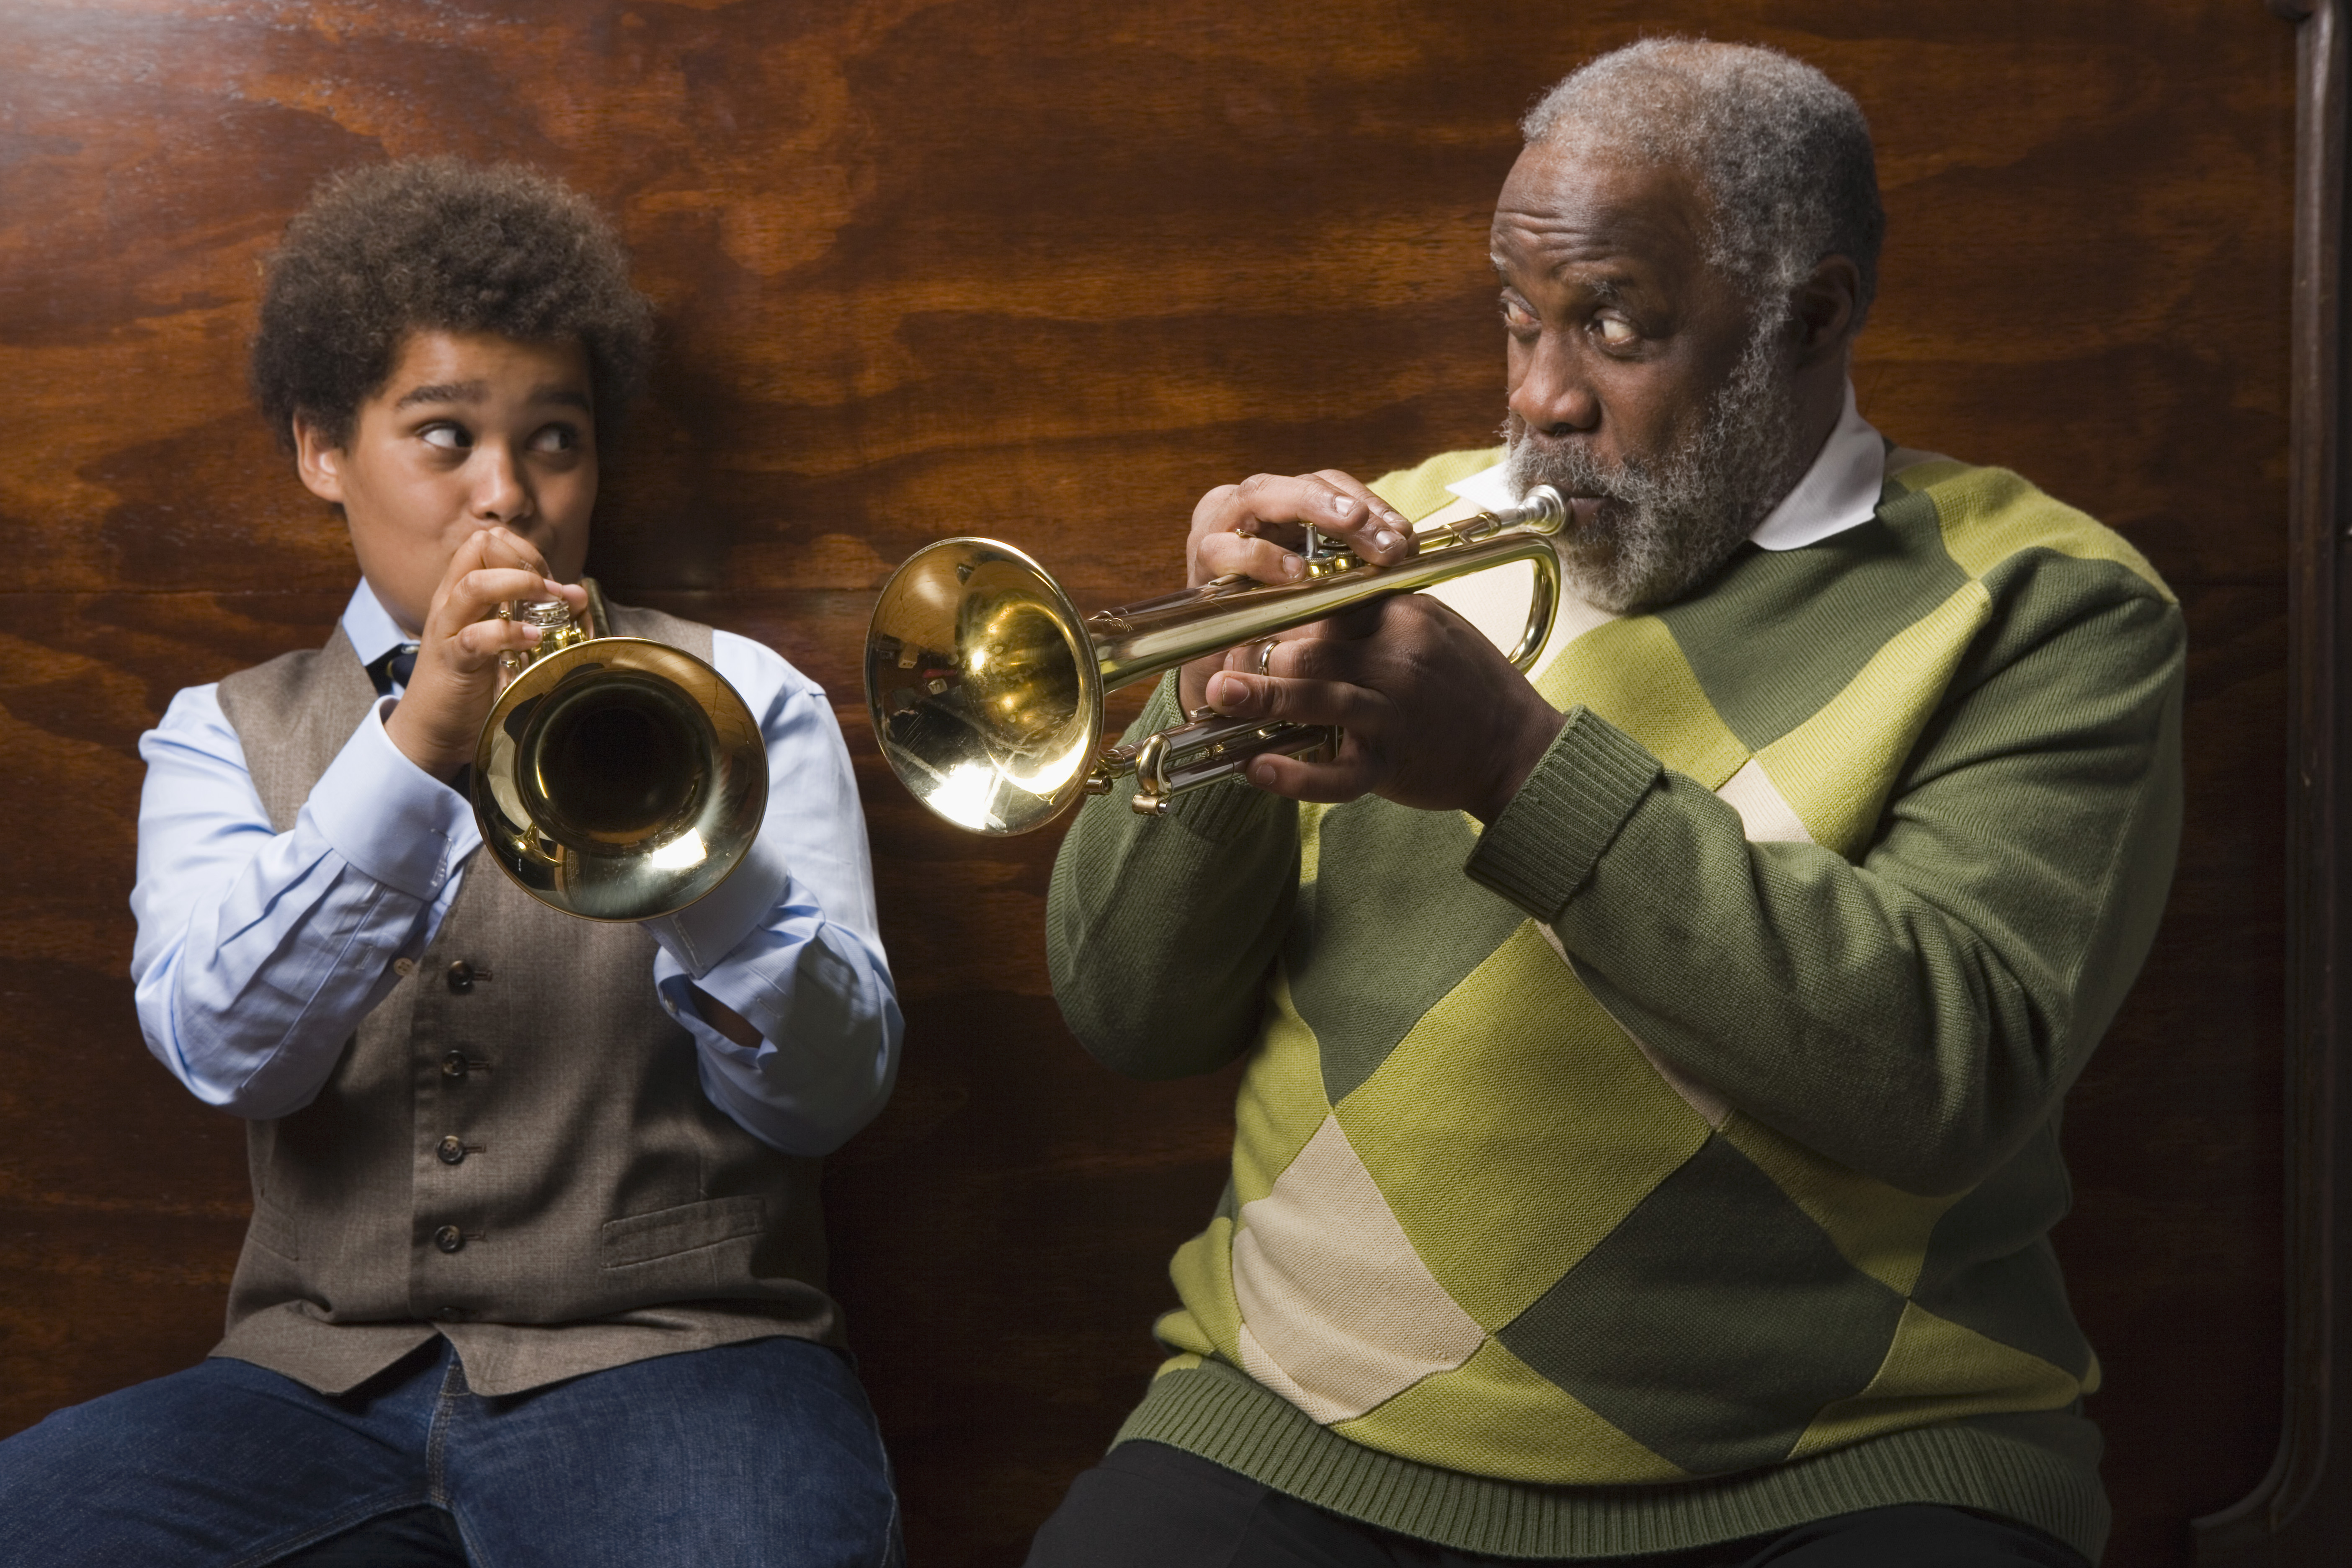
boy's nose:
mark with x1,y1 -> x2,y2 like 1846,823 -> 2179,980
470,447 -> 534,522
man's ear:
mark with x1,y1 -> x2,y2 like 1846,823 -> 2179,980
291,415 -> 346,504
1791,254 -> 1862,368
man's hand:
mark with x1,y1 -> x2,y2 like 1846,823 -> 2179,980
1178,471 -> 1417,715
1172,469 -> 1563,822
382,526 -> 588,782
1201,591 -> 1567,825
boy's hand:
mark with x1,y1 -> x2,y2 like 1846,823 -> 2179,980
383,526 -> 589,782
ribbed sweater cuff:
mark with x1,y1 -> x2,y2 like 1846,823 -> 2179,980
1465,706 -> 1661,921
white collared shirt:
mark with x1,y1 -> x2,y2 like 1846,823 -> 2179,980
1413,380 -> 1888,666
129,580 -> 900,1156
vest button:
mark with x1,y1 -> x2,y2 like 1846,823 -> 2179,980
437,1135 -> 467,1166
440,1051 -> 469,1080
447,960 -> 475,994
433,1225 -> 465,1253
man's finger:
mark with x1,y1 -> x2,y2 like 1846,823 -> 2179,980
1308,469 -> 1414,564
1194,529 -> 1312,586
1203,670 -> 1382,732
1245,748 -> 1380,804
1189,482 -> 1242,532
1243,628 -> 1390,686
1210,473 -> 1387,546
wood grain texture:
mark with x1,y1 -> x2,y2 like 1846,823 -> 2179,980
0,3 -> 2295,1563
2194,2 -> 2348,1559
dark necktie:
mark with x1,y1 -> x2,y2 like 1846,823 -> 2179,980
366,642 -> 420,698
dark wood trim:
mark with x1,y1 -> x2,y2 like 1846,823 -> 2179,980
2193,1 -> 2348,1560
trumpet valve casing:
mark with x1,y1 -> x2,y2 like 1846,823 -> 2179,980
500,597 -> 591,678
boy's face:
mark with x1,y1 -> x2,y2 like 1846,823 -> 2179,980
294,330 -> 598,635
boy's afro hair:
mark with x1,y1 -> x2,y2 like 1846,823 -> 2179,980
251,158 -> 654,449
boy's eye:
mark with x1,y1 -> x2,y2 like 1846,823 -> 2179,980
529,423 -> 580,454
420,423 -> 471,451
1595,314 -> 1638,349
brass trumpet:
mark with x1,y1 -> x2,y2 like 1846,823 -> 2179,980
470,580 -> 768,920
864,485 -> 1568,835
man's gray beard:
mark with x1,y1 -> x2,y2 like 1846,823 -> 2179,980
1504,319 -> 1809,615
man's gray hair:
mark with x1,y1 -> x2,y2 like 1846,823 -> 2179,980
1522,39 -> 1884,325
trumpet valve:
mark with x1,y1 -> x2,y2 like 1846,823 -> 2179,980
500,598 -> 589,677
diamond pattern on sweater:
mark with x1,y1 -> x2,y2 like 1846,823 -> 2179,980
1333,921 -> 1712,1329
1908,1124 -> 2093,1380
1786,1300 -> 2084,1462
1494,1134 -> 1908,1476
1231,1115 -> 1485,1424
1289,798 -> 1518,1105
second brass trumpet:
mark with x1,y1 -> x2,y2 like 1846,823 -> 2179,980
864,486 -> 1570,836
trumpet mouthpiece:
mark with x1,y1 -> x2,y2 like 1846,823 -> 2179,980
1488,484 -> 1569,535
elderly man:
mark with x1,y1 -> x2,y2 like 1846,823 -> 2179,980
1026,39 -> 2179,1568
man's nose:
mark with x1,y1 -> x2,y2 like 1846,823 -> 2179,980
469,446 -> 534,522
1508,338 -> 1600,436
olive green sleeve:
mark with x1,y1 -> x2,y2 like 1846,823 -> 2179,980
1468,559 -> 2185,1195
1046,677 -> 1302,1079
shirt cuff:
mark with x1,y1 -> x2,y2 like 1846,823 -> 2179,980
304,697 -> 477,901
639,825 -> 792,979
1463,705 -> 1661,921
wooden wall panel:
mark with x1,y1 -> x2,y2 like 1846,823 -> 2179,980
0,4 -> 2295,1563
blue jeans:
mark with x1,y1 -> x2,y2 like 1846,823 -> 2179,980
0,1334 -> 902,1567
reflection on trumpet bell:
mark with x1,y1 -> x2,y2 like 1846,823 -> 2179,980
862,486 -> 1568,836
864,540 -> 1101,836
469,580 -> 769,921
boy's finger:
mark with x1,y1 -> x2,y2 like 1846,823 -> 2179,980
440,566 -> 557,622
461,524 -> 555,579
449,616 -> 545,663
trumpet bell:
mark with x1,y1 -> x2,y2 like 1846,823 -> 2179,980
473,637 -> 769,920
864,538 -> 1102,836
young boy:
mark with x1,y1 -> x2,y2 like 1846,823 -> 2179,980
0,160 -> 904,1566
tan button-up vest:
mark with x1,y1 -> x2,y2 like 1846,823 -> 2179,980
210,605 -> 838,1397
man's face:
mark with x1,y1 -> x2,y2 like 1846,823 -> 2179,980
1492,138 -> 1802,612
294,330 -> 598,635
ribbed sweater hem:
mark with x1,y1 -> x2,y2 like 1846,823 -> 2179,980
1115,1362 -> 2110,1562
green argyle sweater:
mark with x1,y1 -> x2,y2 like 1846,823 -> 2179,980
1045,445 -> 2184,1562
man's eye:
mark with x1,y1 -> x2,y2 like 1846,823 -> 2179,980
420,424 -> 470,451
1500,296 -> 1539,332
529,424 -> 579,453
1595,315 -> 1638,349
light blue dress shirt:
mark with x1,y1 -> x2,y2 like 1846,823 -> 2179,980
129,581 -> 902,1157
